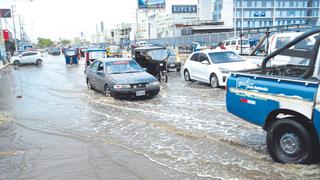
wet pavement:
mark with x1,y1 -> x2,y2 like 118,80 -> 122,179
0,55 -> 319,180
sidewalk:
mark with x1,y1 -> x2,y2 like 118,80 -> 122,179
0,61 -> 10,70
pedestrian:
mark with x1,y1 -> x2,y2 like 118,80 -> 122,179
216,42 -> 226,50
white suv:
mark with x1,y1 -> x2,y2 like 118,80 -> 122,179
183,50 -> 256,88
11,51 -> 43,65
223,38 -> 251,55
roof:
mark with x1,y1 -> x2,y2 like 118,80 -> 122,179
99,58 -> 132,62
86,48 -> 106,52
194,49 -> 235,54
133,46 -> 165,52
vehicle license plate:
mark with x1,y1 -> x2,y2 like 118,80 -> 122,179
170,64 -> 175,67
136,90 -> 146,96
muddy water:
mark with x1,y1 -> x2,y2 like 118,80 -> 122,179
0,56 -> 319,179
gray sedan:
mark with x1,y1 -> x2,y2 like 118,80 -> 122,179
86,58 -> 160,98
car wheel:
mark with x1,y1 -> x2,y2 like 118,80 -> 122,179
104,84 -> 111,97
210,74 -> 219,88
184,69 -> 191,82
36,59 -> 42,65
267,119 -> 317,164
87,79 -> 92,90
14,60 -> 20,65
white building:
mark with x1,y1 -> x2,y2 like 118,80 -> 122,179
198,0 -> 214,21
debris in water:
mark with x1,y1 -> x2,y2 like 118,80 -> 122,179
16,95 -> 22,98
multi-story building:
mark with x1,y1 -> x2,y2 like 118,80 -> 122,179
214,0 -> 320,30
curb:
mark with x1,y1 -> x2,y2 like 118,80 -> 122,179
0,63 -> 10,70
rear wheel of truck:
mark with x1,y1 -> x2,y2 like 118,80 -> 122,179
267,119 -> 316,164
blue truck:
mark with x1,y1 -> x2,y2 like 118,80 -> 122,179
226,28 -> 320,164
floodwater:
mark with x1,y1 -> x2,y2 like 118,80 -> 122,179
0,55 -> 319,179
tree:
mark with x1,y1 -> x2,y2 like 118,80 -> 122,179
37,38 -> 53,48
60,39 -> 71,46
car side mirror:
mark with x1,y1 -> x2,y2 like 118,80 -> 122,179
201,60 -> 209,65
143,68 -> 147,71
19,55 -> 22,58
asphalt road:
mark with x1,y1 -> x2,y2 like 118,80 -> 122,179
0,55 -> 319,179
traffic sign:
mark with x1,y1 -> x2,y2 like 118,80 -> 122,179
0,9 -> 12,18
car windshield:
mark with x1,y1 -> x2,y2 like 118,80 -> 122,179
65,50 -> 76,56
209,51 -> 244,63
146,49 -> 168,61
106,60 -> 143,74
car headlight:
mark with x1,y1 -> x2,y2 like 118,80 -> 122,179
148,81 -> 159,86
218,67 -> 229,73
113,84 -> 131,89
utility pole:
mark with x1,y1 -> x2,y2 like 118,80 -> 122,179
11,5 -> 17,50
19,14 -> 24,49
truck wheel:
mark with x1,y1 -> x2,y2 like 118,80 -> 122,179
267,119 -> 316,164
210,74 -> 219,88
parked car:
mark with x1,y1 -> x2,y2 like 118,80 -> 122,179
166,49 -> 181,72
86,58 -> 160,98
183,50 -> 256,88
223,38 -> 251,55
48,48 -> 61,55
10,51 -> 43,66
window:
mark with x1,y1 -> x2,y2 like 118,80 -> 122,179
97,62 -> 104,71
294,38 -> 313,50
90,61 -> 100,71
106,61 -> 143,74
190,53 -> 199,61
22,53 -> 32,57
265,33 -> 317,80
225,41 -> 231,46
231,40 -> 237,45
199,53 -> 209,62
208,51 -> 244,64
275,37 -> 291,49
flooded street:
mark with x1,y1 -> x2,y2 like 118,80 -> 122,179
0,55 -> 319,179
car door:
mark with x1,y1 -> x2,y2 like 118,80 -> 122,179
21,52 -> 31,63
95,61 -> 107,92
197,53 -> 211,82
187,53 -> 200,80
87,61 -> 100,89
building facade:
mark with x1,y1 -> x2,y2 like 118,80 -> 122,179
213,0 -> 320,30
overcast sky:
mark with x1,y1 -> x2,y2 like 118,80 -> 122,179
0,0 -> 197,41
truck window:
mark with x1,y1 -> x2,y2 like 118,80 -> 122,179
225,41 -> 230,46
275,37 -> 290,49
264,33 -> 318,80
294,38 -> 313,50
231,40 -> 236,45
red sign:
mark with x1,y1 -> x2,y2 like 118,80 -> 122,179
2,29 -> 12,41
